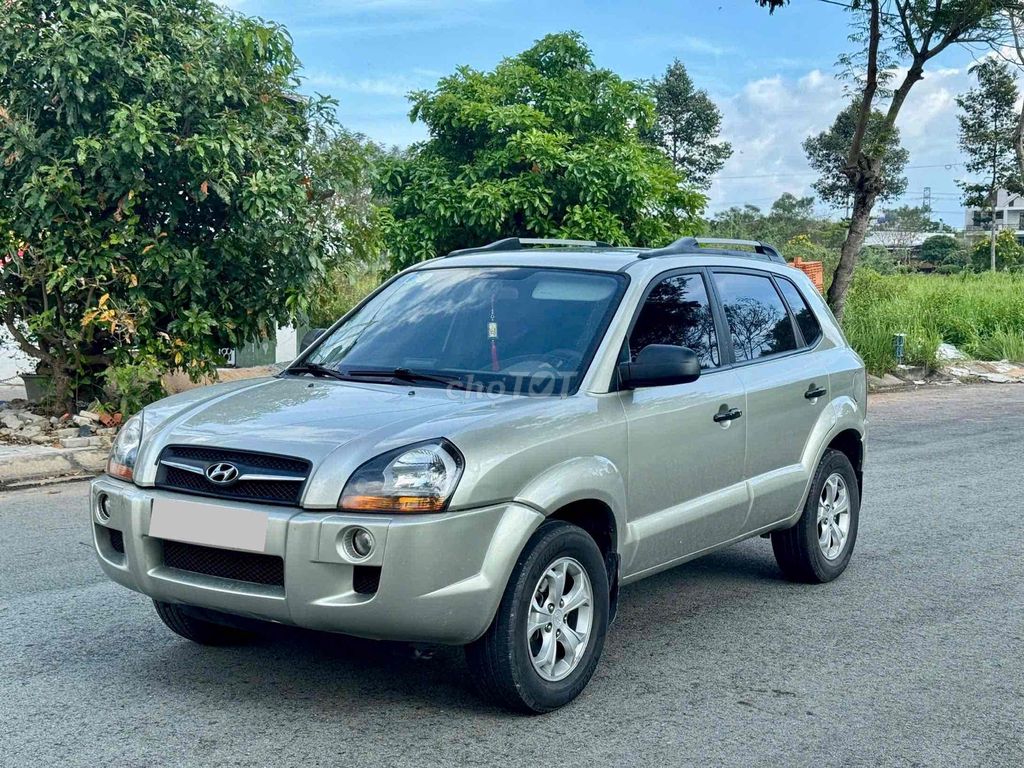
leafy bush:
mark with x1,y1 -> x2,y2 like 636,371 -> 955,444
857,246 -> 901,275
970,230 -> 1024,271
920,234 -> 966,266
308,261 -> 385,327
0,0 -> 355,410
843,270 -> 1024,374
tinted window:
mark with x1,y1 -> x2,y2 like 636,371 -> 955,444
776,277 -> 822,346
629,274 -> 720,368
713,272 -> 797,362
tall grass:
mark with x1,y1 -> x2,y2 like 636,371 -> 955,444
842,271 -> 1024,375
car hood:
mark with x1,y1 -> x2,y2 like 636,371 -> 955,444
133,374 -> 620,511
144,376 -> 479,456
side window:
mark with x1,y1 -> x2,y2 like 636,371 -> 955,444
712,271 -> 798,362
629,273 -> 720,368
776,277 -> 822,347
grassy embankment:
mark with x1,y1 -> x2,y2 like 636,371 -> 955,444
843,271 -> 1024,375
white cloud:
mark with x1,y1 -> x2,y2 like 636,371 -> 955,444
304,71 -> 431,97
629,33 -> 735,57
707,63 -> 979,224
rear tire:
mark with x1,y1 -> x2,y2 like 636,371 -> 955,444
153,600 -> 251,645
465,520 -> 609,713
771,449 -> 860,583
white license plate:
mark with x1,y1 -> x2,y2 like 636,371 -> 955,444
150,497 -> 269,553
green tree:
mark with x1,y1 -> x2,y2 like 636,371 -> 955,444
379,32 -> 704,270
706,193 -> 829,247
763,0 -> 1015,320
957,59 -> 1020,272
971,229 -> 1024,271
920,234 -> 966,266
803,101 -> 909,211
643,60 -> 732,190
0,0 -> 354,409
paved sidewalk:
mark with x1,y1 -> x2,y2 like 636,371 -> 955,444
0,442 -> 106,489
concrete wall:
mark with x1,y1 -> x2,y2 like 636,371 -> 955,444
0,326 -> 36,383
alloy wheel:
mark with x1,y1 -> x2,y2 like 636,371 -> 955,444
526,556 -> 593,682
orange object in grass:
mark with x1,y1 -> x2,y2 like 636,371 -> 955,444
790,257 -> 824,292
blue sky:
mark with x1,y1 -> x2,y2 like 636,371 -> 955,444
226,0 -> 987,226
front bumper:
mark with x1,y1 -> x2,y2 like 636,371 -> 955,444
90,476 -> 543,645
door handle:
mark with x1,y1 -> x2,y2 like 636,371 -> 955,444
805,385 -> 827,400
713,407 -> 743,423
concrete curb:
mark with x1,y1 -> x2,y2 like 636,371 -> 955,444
0,445 -> 106,490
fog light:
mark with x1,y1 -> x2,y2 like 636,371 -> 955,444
350,528 -> 374,558
96,493 -> 111,522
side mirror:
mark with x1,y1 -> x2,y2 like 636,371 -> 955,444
299,328 -> 327,352
619,345 -> 701,389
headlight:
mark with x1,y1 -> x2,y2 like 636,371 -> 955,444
107,413 -> 143,482
339,440 -> 464,513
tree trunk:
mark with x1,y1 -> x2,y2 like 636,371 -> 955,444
990,199 -> 997,272
827,184 -> 877,322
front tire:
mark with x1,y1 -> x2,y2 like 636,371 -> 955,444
771,449 -> 860,583
465,520 -> 609,713
153,600 -> 251,645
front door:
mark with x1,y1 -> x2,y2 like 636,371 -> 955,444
620,270 -> 748,578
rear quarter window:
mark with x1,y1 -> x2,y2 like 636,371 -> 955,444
775,277 -> 823,347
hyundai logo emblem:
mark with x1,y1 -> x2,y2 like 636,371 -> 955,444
205,462 -> 240,485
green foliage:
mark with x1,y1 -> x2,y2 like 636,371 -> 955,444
856,246 -> 900,275
0,0 -> 358,408
957,59 -> 1020,211
379,32 -> 704,270
970,326 -> 1024,362
843,271 -> 1024,374
103,358 -> 166,416
803,101 -> 909,209
920,234 -> 966,266
970,230 -> 1024,271
706,193 -> 829,246
642,60 -> 731,190
308,261 -> 385,327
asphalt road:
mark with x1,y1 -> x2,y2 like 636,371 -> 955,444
2,384 -> 1022,767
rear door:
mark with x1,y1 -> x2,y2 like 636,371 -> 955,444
620,269 -> 748,577
709,269 -> 834,529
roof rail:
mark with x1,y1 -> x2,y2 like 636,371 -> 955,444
445,237 -> 614,258
639,236 -> 786,264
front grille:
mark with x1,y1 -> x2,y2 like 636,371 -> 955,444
154,446 -> 310,506
109,528 -> 125,553
162,539 -> 284,586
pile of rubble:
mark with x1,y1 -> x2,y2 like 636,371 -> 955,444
0,402 -> 120,449
943,359 -> 1024,384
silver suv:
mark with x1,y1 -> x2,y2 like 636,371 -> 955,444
91,237 -> 866,713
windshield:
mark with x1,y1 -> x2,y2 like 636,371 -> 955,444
300,267 -> 627,395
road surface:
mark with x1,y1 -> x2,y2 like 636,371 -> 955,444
1,384 -> 1022,767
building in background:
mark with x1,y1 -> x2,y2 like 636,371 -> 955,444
964,188 -> 1024,246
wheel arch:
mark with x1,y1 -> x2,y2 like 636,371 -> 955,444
544,499 -> 622,624
826,427 -> 864,493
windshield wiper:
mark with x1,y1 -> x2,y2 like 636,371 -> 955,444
284,362 -> 350,381
344,367 -> 472,391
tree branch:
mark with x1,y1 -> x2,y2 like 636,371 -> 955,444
847,0 -> 881,165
